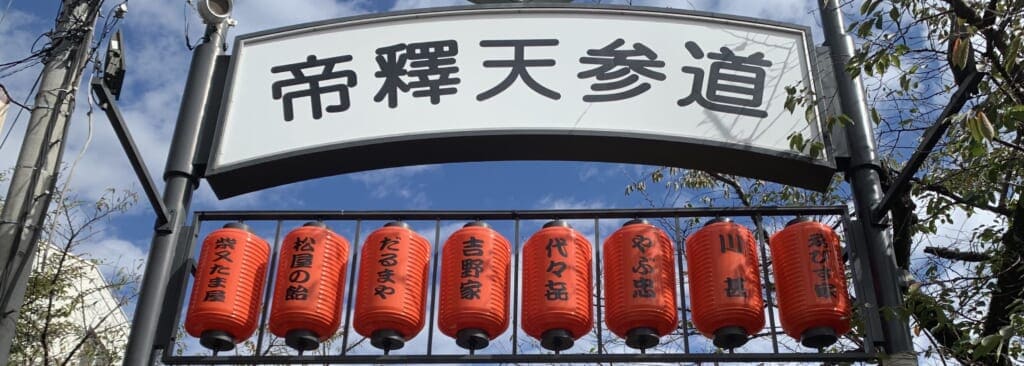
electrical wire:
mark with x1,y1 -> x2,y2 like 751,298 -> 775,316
0,0 -> 16,29
0,71 -> 42,152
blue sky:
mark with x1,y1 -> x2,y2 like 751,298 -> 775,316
0,0 -> 831,285
0,0 -> 992,362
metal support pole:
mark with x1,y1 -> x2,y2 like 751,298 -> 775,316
818,0 -> 916,361
122,19 -> 228,365
0,0 -> 101,361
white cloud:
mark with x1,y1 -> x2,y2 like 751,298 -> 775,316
349,165 -> 438,207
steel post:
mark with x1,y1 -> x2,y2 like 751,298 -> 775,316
818,0 -> 917,360
122,21 -> 227,365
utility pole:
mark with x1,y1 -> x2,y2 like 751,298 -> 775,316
818,1 -> 917,364
0,0 -> 103,361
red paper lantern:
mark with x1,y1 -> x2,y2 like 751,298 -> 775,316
438,221 -> 511,350
353,222 -> 431,351
686,218 -> 765,349
185,223 -> 270,351
521,220 -> 593,351
268,222 -> 350,351
770,217 -> 852,348
603,219 -> 678,350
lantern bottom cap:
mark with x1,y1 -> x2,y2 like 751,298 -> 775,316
286,329 -> 320,351
456,328 -> 490,350
713,326 -> 749,349
200,330 -> 235,352
801,326 -> 838,348
625,327 -> 660,350
540,329 -> 574,351
371,329 -> 405,351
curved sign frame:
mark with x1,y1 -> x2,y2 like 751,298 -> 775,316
204,4 -> 833,198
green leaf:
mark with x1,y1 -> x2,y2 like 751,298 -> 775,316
1004,35 -> 1021,72
974,334 -> 1002,360
805,105 -> 816,123
871,108 -> 882,125
860,0 -> 875,15
953,38 -> 969,69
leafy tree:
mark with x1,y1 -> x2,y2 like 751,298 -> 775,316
628,0 -> 1023,364
1,171 -> 139,365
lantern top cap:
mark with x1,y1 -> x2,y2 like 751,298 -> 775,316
623,218 -> 650,227
302,221 -> 327,228
703,217 -> 732,226
785,216 -> 814,227
383,221 -> 410,229
463,221 -> 490,228
543,219 -> 571,229
222,222 -> 251,232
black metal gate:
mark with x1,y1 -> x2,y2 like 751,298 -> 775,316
159,206 -> 883,364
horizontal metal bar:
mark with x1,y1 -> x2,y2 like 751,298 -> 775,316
194,206 -> 847,222
163,352 -> 876,364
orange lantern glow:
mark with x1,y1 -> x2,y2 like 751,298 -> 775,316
268,222 -> 350,351
769,217 -> 852,348
185,223 -> 270,351
438,221 -> 511,350
521,220 -> 593,351
353,222 -> 431,351
603,219 -> 678,350
686,218 -> 765,349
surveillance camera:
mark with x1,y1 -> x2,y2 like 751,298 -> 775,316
197,0 -> 232,25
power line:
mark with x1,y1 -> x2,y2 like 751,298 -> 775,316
0,72 -> 42,152
0,0 -> 16,28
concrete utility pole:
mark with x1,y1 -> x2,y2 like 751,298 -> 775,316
0,0 -> 103,361
818,1 -> 917,364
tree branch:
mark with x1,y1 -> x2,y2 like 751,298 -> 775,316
924,246 -> 992,262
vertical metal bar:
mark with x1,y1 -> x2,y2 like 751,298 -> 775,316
427,220 -> 442,355
511,219 -> 520,355
341,220 -> 362,356
819,0 -> 915,358
673,216 -> 690,354
123,21 -> 227,366
255,220 -> 284,356
755,216 -> 780,353
593,218 -> 603,354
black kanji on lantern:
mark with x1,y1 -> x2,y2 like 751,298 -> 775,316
204,290 -> 226,302
545,280 -> 569,301
209,264 -> 229,275
373,40 -> 460,107
462,236 -> 484,256
214,250 -> 232,263
724,277 -> 747,298
207,277 -> 227,288
631,256 -> 654,275
377,268 -> 395,284
379,236 -> 400,251
374,285 -> 396,299
271,54 -> 357,121
631,235 -> 653,253
214,237 -> 236,250
460,280 -> 482,300
546,237 -> 568,258
286,285 -> 309,301
293,236 -> 315,252
477,39 -> 560,101
719,233 -> 743,254
632,278 -> 655,298
578,38 -> 666,102
679,41 -> 772,118
546,260 -> 567,278
461,258 -> 484,278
